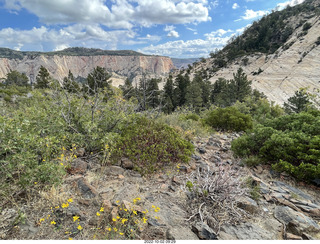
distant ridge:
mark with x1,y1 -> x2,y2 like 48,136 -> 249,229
0,47 -> 151,60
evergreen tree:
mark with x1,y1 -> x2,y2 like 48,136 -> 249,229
186,80 -> 203,113
232,68 -> 252,102
35,66 -> 51,89
163,74 -> 174,113
63,70 -> 80,93
210,78 -> 228,104
173,73 -> 190,107
120,78 -> 135,100
5,70 -> 29,87
86,66 -> 112,95
146,78 -> 161,109
284,89 -> 311,113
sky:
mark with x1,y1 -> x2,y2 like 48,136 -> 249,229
0,0 -> 306,58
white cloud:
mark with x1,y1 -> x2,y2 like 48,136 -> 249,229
139,28 -> 238,58
3,0 -> 211,29
164,25 -> 180,38
167,30 -> 180,38
232,3 -> 240,9
242,9 -> 269,20
276,0 -> 305,11
0,24 -> 137,51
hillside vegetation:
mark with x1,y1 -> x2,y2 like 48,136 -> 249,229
210,0 -> 320,69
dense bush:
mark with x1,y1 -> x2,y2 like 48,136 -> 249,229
232,111 -> 320,181
113,116 -> 194,175
204,107 -> 253,132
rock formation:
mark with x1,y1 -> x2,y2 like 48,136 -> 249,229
0,53 -> 175,86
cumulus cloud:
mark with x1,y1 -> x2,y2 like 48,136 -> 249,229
232,3 -> 240,9
164,25 -> 180,38
242,9 -> 269,20
0,24 -> 136,51
139,28 -> 244,58
3,0 -> 210,29
276,0 -> 305,11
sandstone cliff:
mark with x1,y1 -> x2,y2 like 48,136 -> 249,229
186,0 -> 320,104
0,53 -> 174,86
209,15 -> 320,104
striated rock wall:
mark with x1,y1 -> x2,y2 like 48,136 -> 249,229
0,54 -> 174,86
208,16 -> 320,104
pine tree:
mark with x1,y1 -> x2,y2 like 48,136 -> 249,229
186,81 -> 203,113
120,78 -> 135,100
232,67 -> 252,102
284,89 -> 311,113
146,78 -> 161,109
163,75 -> 174,113
173,73 -> 190,107
5,70 -> 29,87
63,70 -> 80,93
86,66 -> 112,95
35,66 -> 51,89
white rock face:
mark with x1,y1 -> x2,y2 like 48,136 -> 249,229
206,16 -> 320,104
0,55 -> 175,87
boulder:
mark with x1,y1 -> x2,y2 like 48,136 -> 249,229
166,226 -> 199,240
274,206 -> 320,235
120,158 -> 134,170
68,159 -> 87,175
77,178 -> 97,199
237,196 -> 259,214
220,223 -> 275,240
192,222 -> 218,240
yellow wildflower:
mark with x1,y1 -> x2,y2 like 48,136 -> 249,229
117,216 -> 120,219
155,216 -> 160,220
121,218 -> 128,224
77,225 -> 83,230
60,163 -> 64,166
51,221 -> 56,225
62,202 -> 69,208
55,206 -> 60,209
39,218 -> 45,223
133,210 -> 137,215
96,212 -> 101,216
68,238 -> 73,240
73,216 -> 79,222
119,232 -> 124,236
107,227 -> 112,231
67,198 -> 73,203
142,217 -> 148,224
152,205 -> 155,209
124,208 -> 128,212
113,227 -> 117,232
34,182 -> 38,185
112,218 -> 117,222
100,207 -> 104,212
155,207 -> 160,212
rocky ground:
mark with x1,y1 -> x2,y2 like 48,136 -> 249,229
1,132 -> 320,240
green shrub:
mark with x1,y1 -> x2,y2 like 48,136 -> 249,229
184,113 -> 200,121
232,111 -> 320,181
113,116 -> 194,175
205,107 -> 253,132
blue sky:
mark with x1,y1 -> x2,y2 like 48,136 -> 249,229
0,0 -> 305,58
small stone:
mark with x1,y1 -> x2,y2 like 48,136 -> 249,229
198,147 -> 207,154
75,148 -> 85,157
179,165 -> 188,173
118,175 -> 125,179
68,159 -> 87,175
192,154 -> 201,161
77,178 -> 97,199
66,204 -> 81,216
286,233 -> 302,240
103,200 -> 112,211
121,157 -> 134,170
191,164 -> 197,170
172,176 -> 182,185
106,166 -> 125,176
